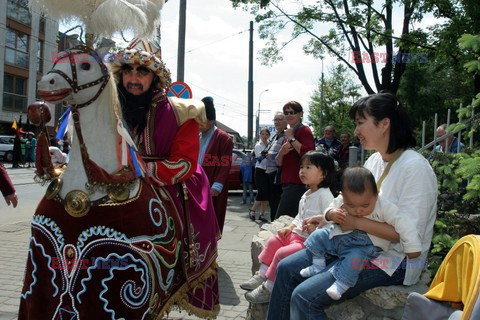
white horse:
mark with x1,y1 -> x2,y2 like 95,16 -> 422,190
37,47 -> 129,202
19,46 -> 218,320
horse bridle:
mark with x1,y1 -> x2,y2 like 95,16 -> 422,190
49,45 -> 110,109
44,45 -> 136,208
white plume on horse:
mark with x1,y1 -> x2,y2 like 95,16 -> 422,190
29,0 -> 165,37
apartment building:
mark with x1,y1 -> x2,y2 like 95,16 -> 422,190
0,0 -> 58,134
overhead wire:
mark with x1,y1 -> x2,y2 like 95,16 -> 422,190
163,29 -> 248,61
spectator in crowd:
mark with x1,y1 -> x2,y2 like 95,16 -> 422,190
334,131 -> 353,191
49,134 -> 58,147
240,153 -> 255,205
49,146 -> 67,166
266,112 -> 288,221
275,101 -> 315,219
199,96 -> 234,234
20,133 -> 27,165
336,132 -> 352,170
316,125 -> 341,155
435,123 -> 464,153
12,129 -> 24,168
0,164 -> 18,208
62,134 -> 71,154
249,127 -> 271,222
267,91 -> 437,320
24,132 -> 37,168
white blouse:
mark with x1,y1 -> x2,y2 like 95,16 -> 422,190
254,141 -> 269,170
364,150 -> 437,285
292,187 -> 334,239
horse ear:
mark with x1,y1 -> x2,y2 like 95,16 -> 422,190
95,38 -> 116,56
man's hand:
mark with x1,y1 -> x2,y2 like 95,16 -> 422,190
210,189 -> 220,197
4,192 -> 18,208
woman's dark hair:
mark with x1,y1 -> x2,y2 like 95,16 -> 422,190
340,167 -> 378,195
300,151 -> 335,191
283,101 -> 303,113
348,91 -> 416,154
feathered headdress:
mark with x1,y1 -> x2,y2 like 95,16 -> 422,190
108,38 -> 171,91
29,0 -> 165,38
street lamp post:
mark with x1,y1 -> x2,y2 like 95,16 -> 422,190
256,89 -> 269,142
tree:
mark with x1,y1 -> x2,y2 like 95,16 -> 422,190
422,0 -> 480,96
230,0 -> 434,94
426,33 -> 480,274
396,57 -> 473,144
308,65 -> 361,137
393,0 -> 479,143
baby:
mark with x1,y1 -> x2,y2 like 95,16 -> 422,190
300,167 -> 421,300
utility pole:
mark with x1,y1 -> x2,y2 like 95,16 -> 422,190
177,0 -> 186,81
319,56 -> 324,132
247,21 -> 254,148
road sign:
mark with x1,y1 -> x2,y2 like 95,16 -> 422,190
259,123 -> 277,136
167,81 -> 193,99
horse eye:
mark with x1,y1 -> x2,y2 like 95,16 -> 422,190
80,62 -> 91,70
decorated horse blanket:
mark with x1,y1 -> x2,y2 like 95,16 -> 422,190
18,178 -> 219,319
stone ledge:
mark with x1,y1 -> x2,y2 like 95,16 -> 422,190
247,216 -> 430,320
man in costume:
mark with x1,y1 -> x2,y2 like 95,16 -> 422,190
111,39 -> 220,316
198,97 -> 233,234
18,39 -> 219,320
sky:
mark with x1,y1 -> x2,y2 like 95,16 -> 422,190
57,0 -> 439,139
61,0 -> 329,138
158,0 -> 325,138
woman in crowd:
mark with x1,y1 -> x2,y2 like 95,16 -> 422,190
267,91 -> 437,319
275,101 -> 315,219
266,111 -> 288,221
24,132 -> 36,168
249,127 -> 271,221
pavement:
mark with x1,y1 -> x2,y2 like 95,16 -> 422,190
0,166 -> 262,320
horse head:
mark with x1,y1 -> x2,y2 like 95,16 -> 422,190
35,46 -> 138,207
38,46 -> 110,108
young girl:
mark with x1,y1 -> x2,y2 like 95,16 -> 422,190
241,151 -> 336,303
250,127 -> 271,221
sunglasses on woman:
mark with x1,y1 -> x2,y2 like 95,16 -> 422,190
283,110 -> 298,116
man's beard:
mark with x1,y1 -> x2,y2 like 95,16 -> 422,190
118,83 -> 155,135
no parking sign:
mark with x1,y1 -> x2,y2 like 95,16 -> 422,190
167,81 -> 193,99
